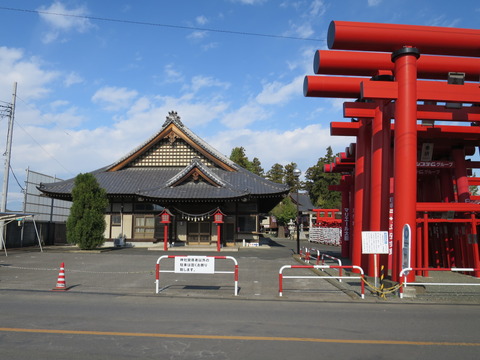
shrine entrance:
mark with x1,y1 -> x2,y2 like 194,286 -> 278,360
187,222 -> 211,245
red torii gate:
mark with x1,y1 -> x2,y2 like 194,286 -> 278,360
304,21 -> 480,282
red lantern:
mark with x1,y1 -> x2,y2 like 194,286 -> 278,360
213,209 -> 225,252
159,209 -> 172,251
159,209 -> 171,224
213,209 -> 225,224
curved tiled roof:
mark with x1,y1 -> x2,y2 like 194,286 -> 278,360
106,111 -> 238,172
39,111 -> 290,203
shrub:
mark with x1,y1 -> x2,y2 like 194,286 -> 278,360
66,173 -> 108,250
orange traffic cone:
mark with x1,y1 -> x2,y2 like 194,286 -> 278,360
52,262 -> 68,291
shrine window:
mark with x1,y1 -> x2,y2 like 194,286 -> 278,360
134,215 -> 155,239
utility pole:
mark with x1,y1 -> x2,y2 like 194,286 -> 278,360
0,82 -> 17,251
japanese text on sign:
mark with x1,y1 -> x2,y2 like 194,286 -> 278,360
361,231 -> 389,254
174,256 -> 215,274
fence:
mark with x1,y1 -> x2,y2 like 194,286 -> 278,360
301,247 -> 343,281
278,264 -> 365,298
155,255 -> 239,296
399,267 -> 480,298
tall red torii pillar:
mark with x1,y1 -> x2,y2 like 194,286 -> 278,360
308,20 -> 480,282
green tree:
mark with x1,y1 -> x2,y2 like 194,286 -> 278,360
270,196 -> 297,225
266,163 -> 285,184
284,162 -> 303,191
250,157 -> 264,177
229,147 -> 251,170
229,147 -> 264,176
304,146 -> 341,209
66,173 -> 109,250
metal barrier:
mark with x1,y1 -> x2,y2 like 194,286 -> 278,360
155,255 -> 239,296
278,265 -> 365,298
399,267 -> 480,299
301,247 -> 343,281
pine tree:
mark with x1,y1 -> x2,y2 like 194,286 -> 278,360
266,163 -> 285,184
66,173 -> 109,250
229,147 -> 251,169
250,157 -> 264,177
304,146 -> 341,209
284,162 -> 302,190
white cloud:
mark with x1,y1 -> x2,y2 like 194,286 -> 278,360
309,0 -> 327,17
91,86 -> 139,111
256,76 -> 304,105
427,15 -> 461,28
368,0 -> 382,6
40,107 -> 86,128
188,30 -> 208,40
221,102 -> 270,129
196,15 -> 208,25
291,23 -> 315,39
231,0 -> 267,4
162,64 -> 185,84
186,75 -> 230,93
37,1 -> 94,43
0,46 -> 59,100
207,124 -> 354,172
64,71 -> 84,87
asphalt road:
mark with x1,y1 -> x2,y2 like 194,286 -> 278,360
0,291 -> 479,360
1,238 -> 480,359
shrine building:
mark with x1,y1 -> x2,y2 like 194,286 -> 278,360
39,111 -> 289,247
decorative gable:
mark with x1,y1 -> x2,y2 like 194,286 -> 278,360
165,158 -> 227,188
107,111 -> 237,172
128,137 -> 216,168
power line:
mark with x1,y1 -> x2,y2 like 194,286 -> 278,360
13,95 -> 74,176
0,6 -> 326,43
9,164 -> 24,192
13,119 -> 74,176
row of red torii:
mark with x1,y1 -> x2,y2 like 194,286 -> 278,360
304,21 -> 480,282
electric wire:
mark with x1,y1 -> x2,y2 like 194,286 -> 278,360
13,120 -> 74,176
0,5 -> 326,43
9,164 -> 24,192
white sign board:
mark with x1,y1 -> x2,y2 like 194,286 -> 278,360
361,231 -> 389,254
174,256 -> 215,274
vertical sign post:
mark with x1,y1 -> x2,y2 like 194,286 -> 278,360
402,224 -> 412,274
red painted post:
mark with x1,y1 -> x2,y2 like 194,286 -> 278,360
363,119 -> 373,275
440,169 -> 454,203
352,119 -> 367,272
304,75 -> 364,98
470,213 -> 480,278
163,224 -> 169,251
278,273 -> 283,296
216,224 -> 221,252
341,176 -> 351,258
391,47 -> 420,283
380,104 -> 393,273
368,100 -> 385,277
453,147 -> 471,203
314,49 -> 480,81
423,212 -> 429,277
327,20 -> 480,57
416,223 -> 423,276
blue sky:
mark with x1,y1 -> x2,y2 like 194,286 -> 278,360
0,0 -> 479,210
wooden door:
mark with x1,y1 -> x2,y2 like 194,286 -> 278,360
187,222 -> 211,245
